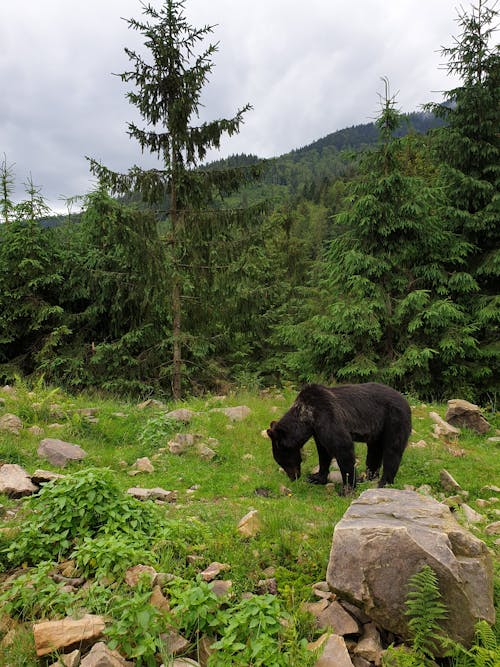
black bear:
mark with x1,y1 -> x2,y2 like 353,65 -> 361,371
267,382 -> 411,493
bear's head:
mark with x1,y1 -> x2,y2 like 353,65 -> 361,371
267,421 -> 302,481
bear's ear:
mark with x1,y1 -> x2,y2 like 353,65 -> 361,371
266,420 -> 278,439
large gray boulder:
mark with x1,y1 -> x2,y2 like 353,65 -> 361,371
38,438 -> 87,467
445,399 -> 491,434
326,489 -> 494,651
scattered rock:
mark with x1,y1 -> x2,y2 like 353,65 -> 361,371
124,565 -> 157,587
196,443 -> 217,460
482,485 -> 500,494
445,399 -> 490,434
165,408 -> 197,423
485,521 -> 500,535
315,600 -> 360,636
439,469 -> 465,494
429,412 -> 460,440
0,464 -> 38,497
411,439 -> 427,448
80,641 -> 133,666
137,399 -> 165,410
127,487 -> 176,502
27,425 -> 44,436
48,649 -> 80,667
210,405 -> 251,421
74,407 -> 99,417
210,580 -> 233,597
201,562 -> 230,582
311,633 -> 354,667
131,457 -> 154,473
237,509 -> 261,537
38,438 -> 87,467
460,504 -> 485,524
353,622 -> 383,665
0,413 -> 23,434
256,578 -> 278,595
326,489 -> 495,652
159,630 -> 189,657
31,469 -> 65,485
150,585 -> 171,614
168,432 -> 202,454
33,614 -> 106,657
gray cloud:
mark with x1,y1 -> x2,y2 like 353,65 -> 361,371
1,0 -> 462,211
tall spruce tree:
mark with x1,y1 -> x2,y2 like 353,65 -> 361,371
88,0 -> 260,398
277,81 -> 475,397
426,0 -> 499,399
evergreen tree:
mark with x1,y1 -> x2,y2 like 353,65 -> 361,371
426,0 -> 499,399
0,171 -> 65,380
40,188 -> 170,394
277,81 -> 475,398
88,0 -> 260,398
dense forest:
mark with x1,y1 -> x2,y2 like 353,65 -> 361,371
0,0 -> 498,403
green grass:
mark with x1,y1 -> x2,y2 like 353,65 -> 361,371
0,381 -> 498,664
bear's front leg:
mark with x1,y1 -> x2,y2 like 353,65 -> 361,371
308,439 -> 332,484
307,471 -> 329,484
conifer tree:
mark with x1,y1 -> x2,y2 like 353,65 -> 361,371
426,0 -> 499,398
88,0 -> 260,397
278,81 -> 475,397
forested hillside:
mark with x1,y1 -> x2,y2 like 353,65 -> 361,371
0,1 -> 498,404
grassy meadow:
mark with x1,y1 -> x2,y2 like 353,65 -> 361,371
0,380 -> 498,665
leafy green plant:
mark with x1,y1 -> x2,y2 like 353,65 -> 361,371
104,578 -> 168,666
0,561 -> 74,621
167,576 -> 223,638
137,413 -> 177,451
72,534 -> 154,580
3,468 -> 160,566
208,593 -> 313,667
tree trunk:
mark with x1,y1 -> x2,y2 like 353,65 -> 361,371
170,172 -> 182,400
171,273 -> 182,399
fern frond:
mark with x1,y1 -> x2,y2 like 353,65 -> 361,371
405,565 -> 448,659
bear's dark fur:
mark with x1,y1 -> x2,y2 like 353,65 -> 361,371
267,382 -> 411,492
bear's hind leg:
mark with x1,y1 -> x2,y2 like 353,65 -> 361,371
365,440 -> 383,481
336,445 -> 356,493
378,411 -> 411,487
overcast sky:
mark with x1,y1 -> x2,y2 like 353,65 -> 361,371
1,0 -> 464,212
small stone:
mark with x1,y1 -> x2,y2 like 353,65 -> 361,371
354,622 -> 383,665
137,399 -> 165,410
0,413 -> 23,434
237,510 -> 261,537
165,408 -> 196,422
439,469 -> 463,493
27,425 -> 44,436
461,504 -> 484,524
132,457 -> 154,473
124,565 -> 157,587
485,521 -> 500,535
210,580 -> 233,597
200,562 -> 230,582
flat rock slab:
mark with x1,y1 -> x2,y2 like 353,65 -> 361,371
0,463 -> 38,497
327,489 -> 495,651
38,438 -> 87,467
33,614 -> 105,656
